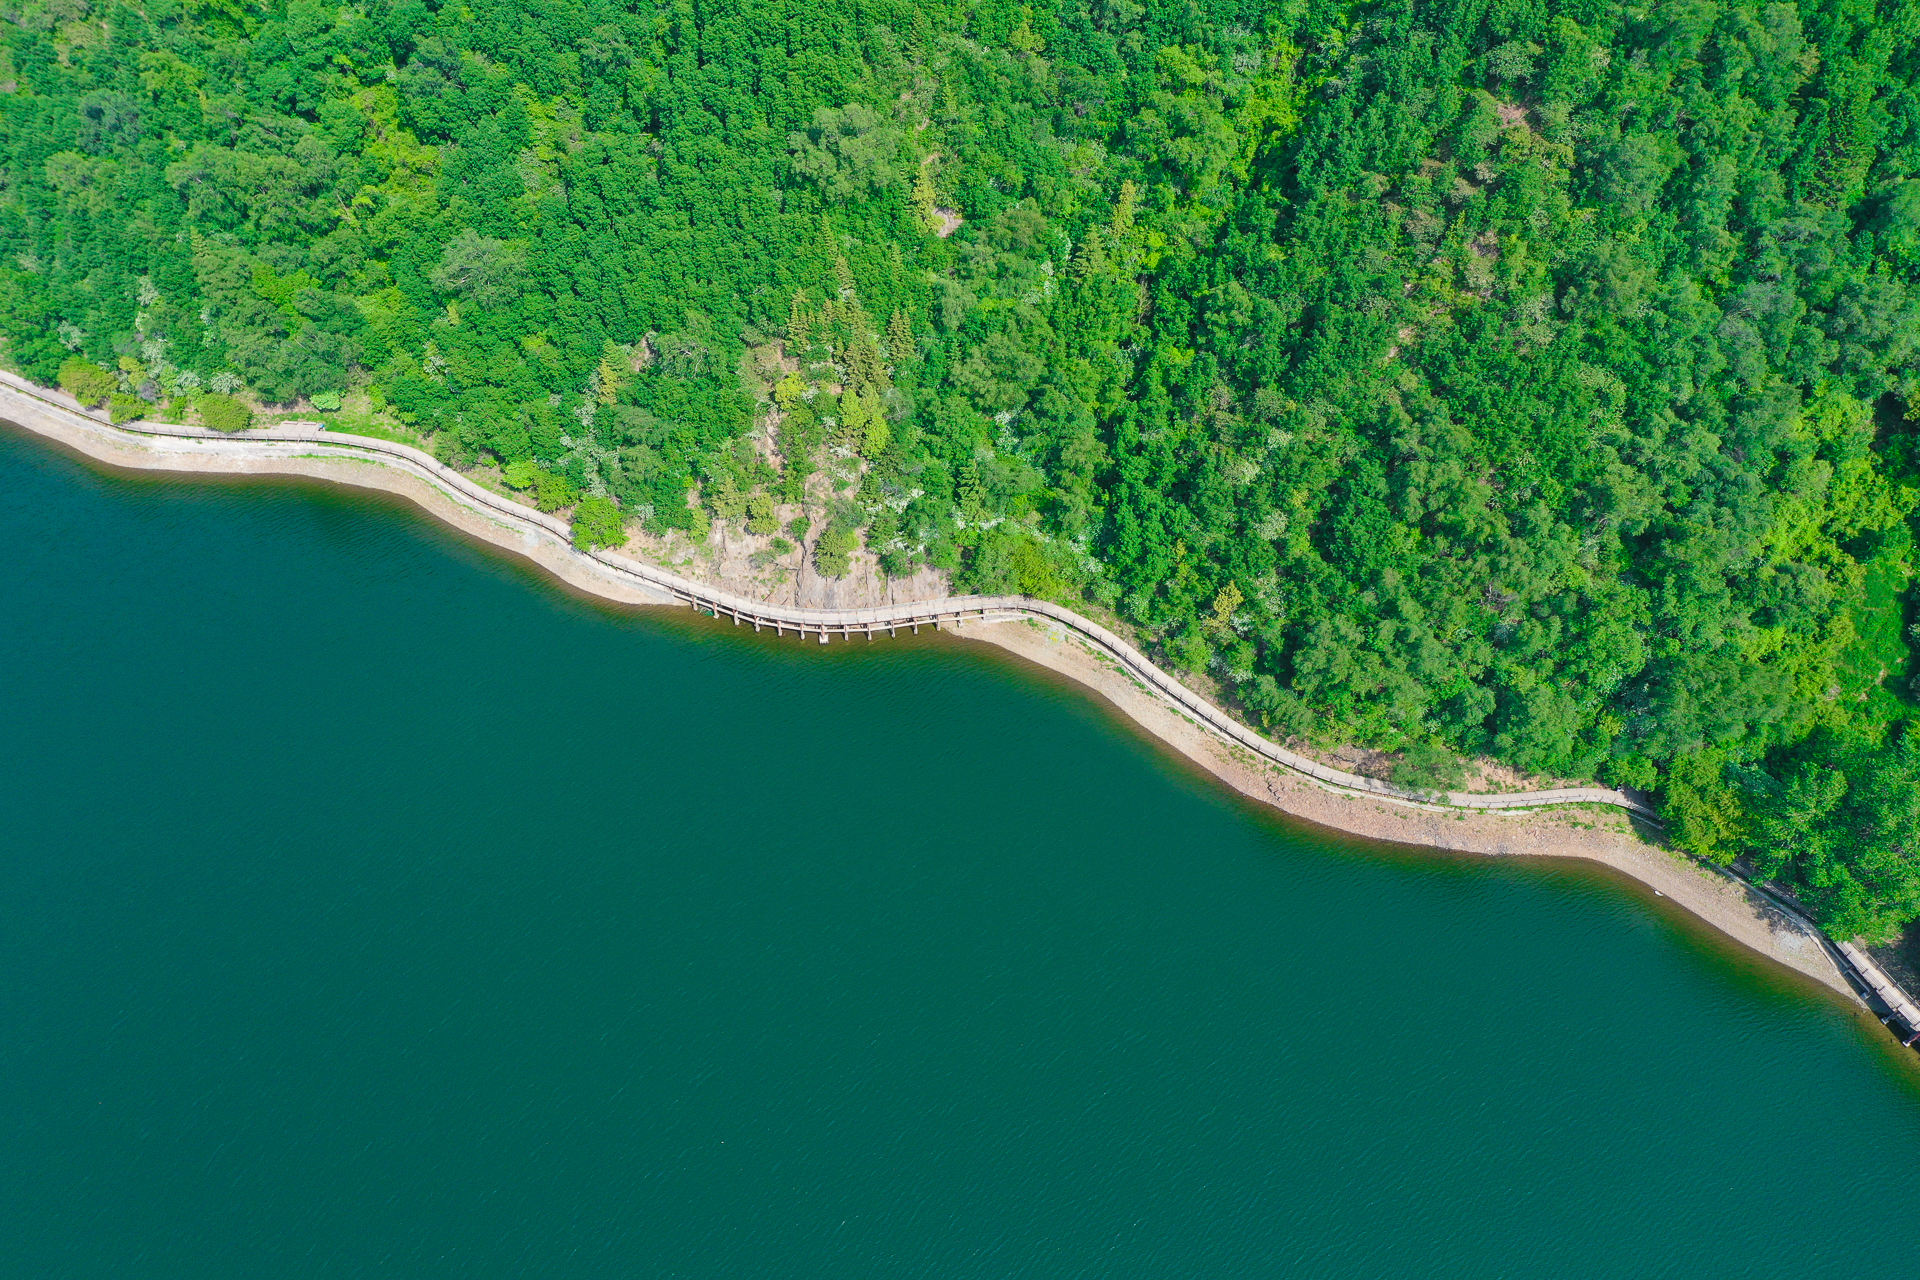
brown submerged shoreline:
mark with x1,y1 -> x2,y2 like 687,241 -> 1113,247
7,373 -> 1913,1029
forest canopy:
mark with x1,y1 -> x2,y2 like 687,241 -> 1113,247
3,0 -> 1918,937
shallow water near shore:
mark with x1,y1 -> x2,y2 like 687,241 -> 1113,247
4,425 -> 1920,1278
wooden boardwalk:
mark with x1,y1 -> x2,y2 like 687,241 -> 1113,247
10,371 -> 1920,1044
1838,943 -> 1920,1045
0,371 -> 1662,821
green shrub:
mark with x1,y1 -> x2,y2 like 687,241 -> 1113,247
58,357 -> 118,407
744,491 -> 779,536
196,393 -> 252,433
571,494 -> 626,550
1239,673 -> 1312,736
748,538 -> 796,571
1392,743 -> 1468,794
1603,754 -> 1658,792
530,469 -> 578,513
502,461 -> 579,512
813,526 -> 857,578
966,528 -> 1067,598
1660,749 -> 1749,866
1168,629 -> 1211,675
107,392 -> 151,425
309,390 -> 342,412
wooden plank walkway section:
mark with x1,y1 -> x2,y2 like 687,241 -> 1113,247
0,370 -> 1670,826
1838,943 -> 1920,1045
11,372 -> 1920,1046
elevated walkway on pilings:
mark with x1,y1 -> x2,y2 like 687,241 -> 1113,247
0,372 -> 1703,828
10,372 -> 1920,1050
1838,943 -> 1920,1046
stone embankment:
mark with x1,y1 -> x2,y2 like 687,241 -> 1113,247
8,371 -> 1919,1041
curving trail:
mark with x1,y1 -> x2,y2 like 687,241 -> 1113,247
17,371 -> 1920,1033
2,371 -> 1653,821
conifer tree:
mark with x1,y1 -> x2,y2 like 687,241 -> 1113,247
886,310 -> 915,364
786,293 -> 814,349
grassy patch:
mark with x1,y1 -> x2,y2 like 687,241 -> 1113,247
321,412 -> 427,449
1836,534 -> 1915,721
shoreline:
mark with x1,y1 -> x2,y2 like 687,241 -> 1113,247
965,619 -> 1870,1003
1,377 -> 1903,1017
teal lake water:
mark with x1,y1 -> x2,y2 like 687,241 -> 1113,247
4,426 -> 1920,1277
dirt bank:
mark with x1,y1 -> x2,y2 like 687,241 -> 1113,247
0,379 -> 1868,1006
962,617 -> 1858,1001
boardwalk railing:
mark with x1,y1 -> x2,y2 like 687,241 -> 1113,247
2,371 -> 1655,821
1838,943 -> 1920,1045
15,372 -> 1920,1044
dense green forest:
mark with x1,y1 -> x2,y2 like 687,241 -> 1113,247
3,0 -> 1918,935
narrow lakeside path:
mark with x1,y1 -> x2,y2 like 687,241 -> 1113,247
0,372 -> 1647,821
10,371 -> 1920,1034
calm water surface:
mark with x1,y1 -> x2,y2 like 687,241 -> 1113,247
3,427 -> 1919,1278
